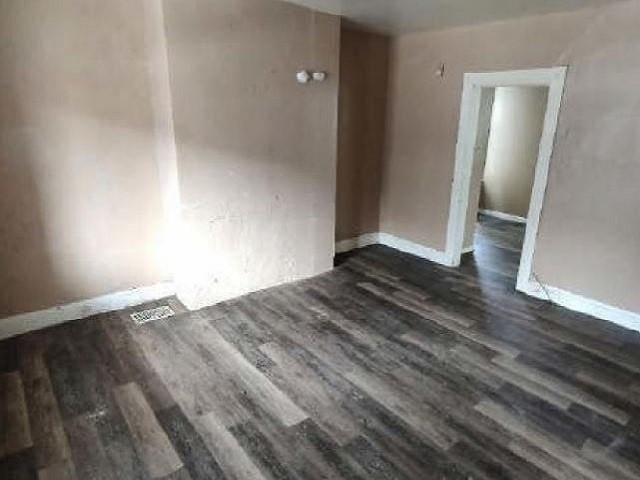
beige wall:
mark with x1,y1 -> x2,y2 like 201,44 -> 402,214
163,0 -> 341,309
1,0 -> 340,319
336,28 -> 389,241
381,0 -> 640,313
0,0 -> 170,318
481,86 -> 548,218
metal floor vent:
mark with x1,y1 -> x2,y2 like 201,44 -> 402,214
130,305 -> 175,325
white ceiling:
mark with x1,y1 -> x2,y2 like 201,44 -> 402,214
282,0 -> 618,34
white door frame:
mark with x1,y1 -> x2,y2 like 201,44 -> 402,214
444,67 -> 567,293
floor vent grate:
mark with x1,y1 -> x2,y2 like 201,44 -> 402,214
130,305 -> 175,325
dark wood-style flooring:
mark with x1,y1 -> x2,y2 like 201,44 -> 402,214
2,216 -> 640,479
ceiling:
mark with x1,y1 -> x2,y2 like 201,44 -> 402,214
281,0 -> 618,34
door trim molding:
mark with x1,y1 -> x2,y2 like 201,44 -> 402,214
444,67 -> 567,293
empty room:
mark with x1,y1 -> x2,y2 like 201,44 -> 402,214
1,0 -> 639,479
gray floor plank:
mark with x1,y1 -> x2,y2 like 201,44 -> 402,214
114,383 -> 183,479
0,371 -> 33,458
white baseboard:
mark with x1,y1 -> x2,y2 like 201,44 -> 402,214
519,281 -> 640,334
378,232 -> 454,266
335,233 -> 380,254
461,245 -> 475,254
336,232 -> 453,266
0,282 -> 176,341
479,209 -> 527,224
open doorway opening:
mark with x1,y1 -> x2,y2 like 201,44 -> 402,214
444,67 -> 567,294
463,86 -> 549,282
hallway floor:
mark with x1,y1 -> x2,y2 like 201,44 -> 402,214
2,224 -> 640,479
468,212 -> 526,281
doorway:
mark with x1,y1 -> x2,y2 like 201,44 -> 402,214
444,67 -> 567,293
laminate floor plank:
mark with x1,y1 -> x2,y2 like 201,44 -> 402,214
259,342 -> 361,446
155,405 -> 227,480
1,215 -> 640,479
19,351 -> 71,470
474,399 -> 633,480
492,355 -> 630,425
133,318 -> 252,427
181,319 -> 309,428
37,459 -> 78,480
114,382 -> 183,479
65,415 -> 116,480
192,412 -> 264,480
0,371 -> 33,458
340,394 -> 473,480
100,314 -> 176,412
228,420 -> 299,480
343,365 -> 459,451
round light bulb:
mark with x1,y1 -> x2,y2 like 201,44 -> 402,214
296,70 -> 311,84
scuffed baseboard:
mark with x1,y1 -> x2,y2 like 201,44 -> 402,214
0,282 -> 176,341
